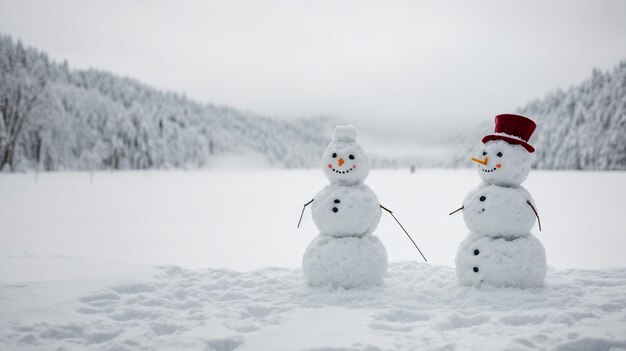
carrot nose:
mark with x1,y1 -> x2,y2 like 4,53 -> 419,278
338,158 -> 345,167
471,157 -> 488,165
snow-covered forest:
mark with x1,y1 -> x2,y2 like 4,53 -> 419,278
1,34 -> 625,171
518,65 -> 626,170
0,35 -> 334,171
452,63 -> 626,170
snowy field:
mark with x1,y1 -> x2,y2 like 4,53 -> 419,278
1,169 -> 626,350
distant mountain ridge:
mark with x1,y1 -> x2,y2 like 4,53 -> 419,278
1,34 -> 624,171
450,62 -> 626,170
0,34 -> 335,171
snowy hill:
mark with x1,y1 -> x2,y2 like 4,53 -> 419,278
451,62 -> 626,170
2,34 -> 625,171
0,35 -> 335,171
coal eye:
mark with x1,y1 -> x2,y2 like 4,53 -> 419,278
349,155 -> 355,160
482,151 -> 487,156
479,196 -> 486,202
497,152 -> 503,157
332,153 -> 337,158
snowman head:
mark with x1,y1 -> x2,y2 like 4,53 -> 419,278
462,184 -> 536,238
472,140 -> 531,187
322,125 -> 370,185
472,114 -> 536,187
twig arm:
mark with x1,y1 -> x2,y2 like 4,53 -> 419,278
380,205 -> 427,262
297,199 -> 314,228
449,206 -> 464,216
527,200 -> 542,231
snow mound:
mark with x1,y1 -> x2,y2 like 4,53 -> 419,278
332,124 -> 358,142
2,260 -> 626,350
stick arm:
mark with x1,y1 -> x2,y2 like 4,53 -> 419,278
380,204 -> 428,262
297,199 -> 314,228
449,206 -> 464,216
526,200 -> 542,232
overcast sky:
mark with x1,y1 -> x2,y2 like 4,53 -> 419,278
1,0 -> 625,144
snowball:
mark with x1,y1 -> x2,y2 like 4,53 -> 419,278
473,140 -> 531,187
462,184 -> 536,238
322,125 -> 370,186
455,233 -> 546,288
332,124 -> 358,142
302,234 -> 388,288
312,184 -> 381,237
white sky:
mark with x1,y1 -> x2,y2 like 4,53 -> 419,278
1,0 -> 625,144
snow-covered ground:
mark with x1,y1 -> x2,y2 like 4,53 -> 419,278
1,169 -> 625,350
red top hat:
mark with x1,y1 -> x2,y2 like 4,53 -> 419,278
482,114 -> 536,153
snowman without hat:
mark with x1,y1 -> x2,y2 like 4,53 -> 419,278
297,124 -> 426,289
450,114 -> 546,288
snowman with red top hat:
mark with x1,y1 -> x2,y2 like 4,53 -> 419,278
450,114 -> 546,288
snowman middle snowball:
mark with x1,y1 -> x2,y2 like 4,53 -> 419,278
311,184 -> 381,237
302,124 -> 388,288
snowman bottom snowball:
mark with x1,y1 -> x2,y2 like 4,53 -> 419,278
455,233 -> 546,288
302,234 -> 388,289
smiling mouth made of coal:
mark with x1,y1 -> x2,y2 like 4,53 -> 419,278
480,167 -> 498,173
331,166 -> 355,174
